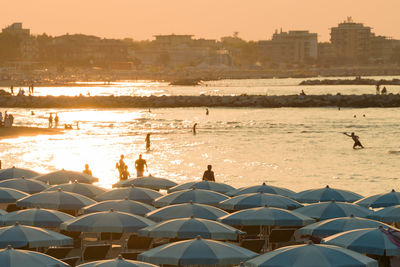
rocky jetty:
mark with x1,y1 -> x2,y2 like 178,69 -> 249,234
1,94 -> 400,108
299,77 -> 400,86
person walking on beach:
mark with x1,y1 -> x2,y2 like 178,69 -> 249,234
83,164 -> 92,176
202,165 -> 215,182
116,155 -> 126,179
135,154 -> 148,177
121,165 -> 130,181
343,132 -> 364,149
193,123 -> 197,135
48,114 -> 53,128
145,134 -> 151,151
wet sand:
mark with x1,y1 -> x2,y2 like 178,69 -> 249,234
0,127 -> 63,139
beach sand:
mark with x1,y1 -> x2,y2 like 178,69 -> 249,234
0,126 -> 63,139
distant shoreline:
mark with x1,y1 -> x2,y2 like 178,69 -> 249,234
0,127 -> 63,139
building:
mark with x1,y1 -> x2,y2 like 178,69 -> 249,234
258,30 -> 318,64
370,35 -> 400,63
2,23 -> 30,38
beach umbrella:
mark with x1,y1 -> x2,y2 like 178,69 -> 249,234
0,223 -> 73,248
153,188 -> 229,208
219,206 -> 314,226
294,200 -> 372,220
32,169 -> 98,185
0,187 -> 29,203
145,202 -> 228,222
0,245 -> 70,267
293,185 -> 363,203
0,167 -> 40,180
355,189 -> 400,208
0,177 -> 49,194
368,205 -> 400,223
298,215 -> 390,237
113,175 -> 177,190
138,216 -> 244,240
138,236 -> 258,266
219,192 -> 302,211
2,207 -> 74,228
96,186 -> 162,205
77,255 -> 158,267
44,181 -> 107,199
227,182 -> 295,198
245,242 -> 378,267
167,181 -> 235,194
17,189 -> 96,210
61,209 -> 154,233
82,198 -> 155,216
322,226 -> 400,256
0,209 -> 6,216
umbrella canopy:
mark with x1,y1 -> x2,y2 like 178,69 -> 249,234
44,181 -> 107,199
298,215 -> 390,237
32,169 -> 99,185
0,167 -> 40,180
96,186 -> 162,205
294,200 -> 372,220
153,188 -> 229,208
0,177 -> 49,194
82,199 -> 155,216
77,255 -> 158,267
322,227 -> 400,256
219,192 -> 302,211
145,202 -> 228,222
138,216 -> 244,240
227,182 -> 295,198
0,187 -> 29,203
61,209 -> 154,233
0,223 -> 73,248
0,209 -> 6,216
17,189 -> 96,210
113,175 -> 177,190
2,208 -> 74,228
219,206 -> 314,226
355,189 -> 400,208
138,236 -> 258,266
0,245 -> 70,267
368,205 -> 400,223
293,185 -> 363,203
245,242 -> 378,267
167,181 -> 235,194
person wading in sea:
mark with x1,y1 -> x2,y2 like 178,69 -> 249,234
135,154 -> 148,177
145,134 -> 151,151
343,132 -> 364,149
193,123 -> 197,135
202,165 -> 215,182
116,155 -> 126,179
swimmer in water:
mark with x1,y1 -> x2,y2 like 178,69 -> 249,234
343,132 -> 364,149
193,123 -> 197,134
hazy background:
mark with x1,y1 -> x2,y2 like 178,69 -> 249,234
1,0 -> 399,41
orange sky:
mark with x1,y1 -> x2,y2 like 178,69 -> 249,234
1,0 -> 399,42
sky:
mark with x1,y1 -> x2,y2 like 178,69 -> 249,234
1,0 -> 399,42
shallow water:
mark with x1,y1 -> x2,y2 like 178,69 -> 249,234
1,106 -> 399,197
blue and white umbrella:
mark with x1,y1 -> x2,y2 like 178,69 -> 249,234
368,205 -> 400,223
355,189 -> 400,208
138,236 -> 258,266
138,216 -> 244,240
2,208 -> 74,228
0,187 -> 29,203
82,199 -> 155,216
0,223 -> 73,248
219,192 -> 302,211
245,242 -> 378,267
0,167 -> 40,180
154,188 -> 229,208
219,206 -> 314,226
0,245 -> 70,267
44,181 -> 107,199
77,255 -> 157,267
227,182 -> 295,198
293,185 -> 363,203
322,227 -> 400,256
33,169 -> 99,185
0,177 -> 49,194
294,200 -> 372,220
61,209 -> 154,233
17,189 -> 96,210
167,181 -> 235,194
113,175 -> 177,190
96,186 -> 162,205
145,202 -> 228,222
298,215 -> 390,237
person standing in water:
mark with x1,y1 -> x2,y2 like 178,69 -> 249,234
135,154 -> 148,177
145,134 -> 151,151
193,123 -> 197,135
48,114 -> 53,128
83,164 -> 92,176
121,165 -> 130,180
202,165 -> 215,181
343,132 -> 364,149
206,108 -> 209,115
54,113 -> 59,128
116,155 -> 126,179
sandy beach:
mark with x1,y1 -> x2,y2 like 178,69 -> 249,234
0,127 -> 63,139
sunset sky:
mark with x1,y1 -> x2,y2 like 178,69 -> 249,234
2,0 -> 399,42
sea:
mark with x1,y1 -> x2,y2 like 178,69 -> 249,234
1,76 -> 400,197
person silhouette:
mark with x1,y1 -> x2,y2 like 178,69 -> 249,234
343,132 -> 364,149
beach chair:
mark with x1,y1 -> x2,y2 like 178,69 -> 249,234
6,204 -> 21,212
82,244 -> 111,261
60,230 -> 82,248
126,234 -> 153,250
100,232 -> 123,241
268,228 -> 296,250
239,239 -> 265,253
120,252 -> 141,260
241,225 -> 262,238
45,246 -> 73,259
61,256 -> 80,267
